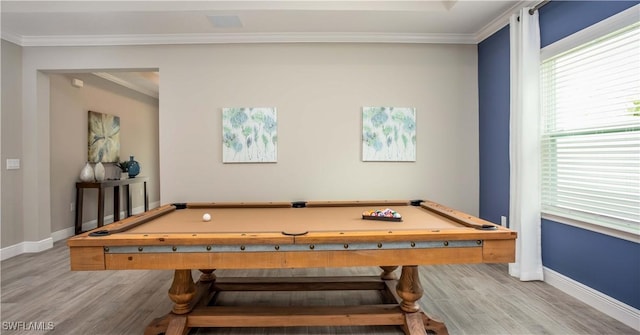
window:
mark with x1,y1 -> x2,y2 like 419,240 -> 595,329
540,19 -> 640,236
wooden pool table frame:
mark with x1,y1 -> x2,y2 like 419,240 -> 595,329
68,200 -> 517,335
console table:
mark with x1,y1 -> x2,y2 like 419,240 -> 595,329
75,176 -> 149,234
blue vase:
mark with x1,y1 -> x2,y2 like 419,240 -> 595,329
127,156 -> 140,178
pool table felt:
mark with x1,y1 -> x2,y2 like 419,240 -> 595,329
124,205 -> 473,235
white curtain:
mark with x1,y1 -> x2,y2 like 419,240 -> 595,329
508,8 -> 544,281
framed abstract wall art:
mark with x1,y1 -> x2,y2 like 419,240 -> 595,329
222,107 -> 278,163
88,111 -> 120,163
362,107 -> 416,162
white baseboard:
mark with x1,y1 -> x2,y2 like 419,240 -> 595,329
0,237 -> 53,261
544,267 -> 640,331
0,243 -> 24,261
1,202 -> 160,260
51,226 -> 75,242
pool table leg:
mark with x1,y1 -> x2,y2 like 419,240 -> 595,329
169,269 -> 197,314
145,270 -> 196,335
397,266 -> 423,313
397,265 -> 448,335
380,266 -> 399,280
199,269 -> 216,282
379,266 -> 400,304
145,269 -> 217,335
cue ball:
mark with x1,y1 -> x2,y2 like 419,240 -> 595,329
202,213 -> 211,222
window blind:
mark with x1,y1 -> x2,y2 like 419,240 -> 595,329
540,22 -> 640,235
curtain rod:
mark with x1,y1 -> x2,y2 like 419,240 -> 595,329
529,0 -> 551,15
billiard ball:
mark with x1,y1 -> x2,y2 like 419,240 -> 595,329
202,213 -> 211,222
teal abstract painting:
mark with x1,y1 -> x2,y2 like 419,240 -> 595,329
222,107 -> 277,163
362,107 -> 416,161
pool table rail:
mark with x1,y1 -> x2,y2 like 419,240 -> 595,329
68,228 -> 514,247
67,199 -> 516,271
186,201 -> 293,209
305,200 -> 410,207
69,204 -> 177,239
70,239 -> 514,271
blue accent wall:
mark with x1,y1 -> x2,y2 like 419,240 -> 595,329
542,219 -> 640,308
478,0 -> 640,309
478,26 -> 510,226
539,1 -> 640,48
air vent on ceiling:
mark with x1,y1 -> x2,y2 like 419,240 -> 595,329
207,15 -> 243,28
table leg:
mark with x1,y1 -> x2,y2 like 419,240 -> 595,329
197,269 -> 218,307
421,313 -> 449,335
169,270 -> 196,315
397,266 -> 448,335
165,315 -> 189,335
396,266 -> 423,313
74,188 -> 83,234
199,269 -> 216,282
146,269 -> 447,335
380,266 -> 399,280
97,187 -> 105,228
145,314 -> 189,335
143,181 -> 149,212
125,185 -> 131,217
146,270 -> 214,335
113,186 -> 121,222
379,266 -> 400,304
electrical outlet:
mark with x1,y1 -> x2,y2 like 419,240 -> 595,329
500,216 -> 507,227
70,203 -> 75,212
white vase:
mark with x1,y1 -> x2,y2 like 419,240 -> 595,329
94,162 -> 105,181
79,162 -> 95,182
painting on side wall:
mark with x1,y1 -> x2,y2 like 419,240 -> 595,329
362,107 -> 416,162
88,111 -> 120,163
222,107 -> 278,163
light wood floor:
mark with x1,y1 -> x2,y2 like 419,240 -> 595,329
1,241 -> 637,335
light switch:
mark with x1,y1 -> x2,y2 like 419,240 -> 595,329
6,159 -> 20,170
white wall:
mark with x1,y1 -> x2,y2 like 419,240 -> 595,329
14,42 -> 478,247
160,43 -> 479,210
1,40 -> 24,247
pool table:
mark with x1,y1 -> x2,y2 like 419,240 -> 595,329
67,200 -> 516,335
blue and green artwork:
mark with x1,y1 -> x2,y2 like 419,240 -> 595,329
362,107 -> 416,161
222,107 -> 277,163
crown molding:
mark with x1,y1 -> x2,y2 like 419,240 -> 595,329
1,1 -> 453,13
2,1 -> 537,47
1,31 -> 24,46
92,72 -> 159,99
474,0 -> 536,43
3,32 -> 479,47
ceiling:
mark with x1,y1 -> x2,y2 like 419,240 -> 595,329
1,1 -> 534,46
1,1 -> 535,98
